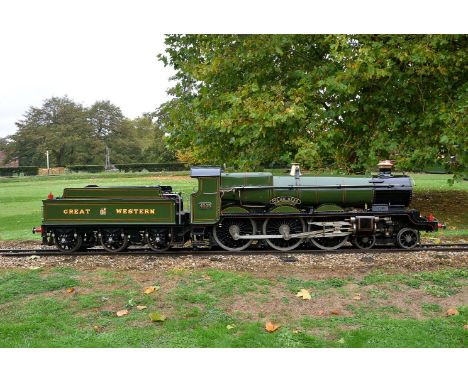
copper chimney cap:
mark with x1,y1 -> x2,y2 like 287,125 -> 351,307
378,160 -> 394,176
378,160 -> 394,169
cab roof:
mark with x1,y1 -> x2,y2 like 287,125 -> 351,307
190,167 -> 222,177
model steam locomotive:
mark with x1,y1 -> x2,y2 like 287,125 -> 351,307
33,161 -> 440,253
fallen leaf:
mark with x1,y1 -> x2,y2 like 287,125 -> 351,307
446,308 -> 459,316
292,329 -> 302,334
101,296 -> 109,302
226,324 -> 236,330
265,321 -> 280,332
66,287 -> 75,294
116,309 -> 129,317
353,294 -> 361,301
148,312 -> 166,322
433,238 -> 441,245
330,309 -> 341,316
296,289 -> 312,300
144,286 -> 160,294
463,324 -> 468,330
27,255 -> 40,260
318,310 -> 325,316
93,325 -> 103,332
136,305 -> 147,310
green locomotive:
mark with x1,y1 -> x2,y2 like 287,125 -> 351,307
34,162 -> 439,252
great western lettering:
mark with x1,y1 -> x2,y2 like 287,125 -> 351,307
115,209 -> 156,215
63,209 -> 91,215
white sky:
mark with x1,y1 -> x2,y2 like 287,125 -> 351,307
0,1 -> 175,137
0,0 -> 466,138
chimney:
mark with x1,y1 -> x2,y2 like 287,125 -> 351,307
378,160 -> 394,177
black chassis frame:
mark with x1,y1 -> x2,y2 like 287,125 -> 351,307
218,208 -> 438,232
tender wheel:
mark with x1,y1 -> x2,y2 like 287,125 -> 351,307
54,229 -> 83,253
100,229 -> 129,253
263,218 -> 306,251
146,229 -> 171,252
396,228 -> 419,249
352,235 -> 376,249
212,218 -> 256,251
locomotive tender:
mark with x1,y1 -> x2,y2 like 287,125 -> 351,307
34,162 -> 439,253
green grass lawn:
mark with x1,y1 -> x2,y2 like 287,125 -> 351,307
409,173 -> 468,192
0,266 -> 466,347
0,172 -> 466,240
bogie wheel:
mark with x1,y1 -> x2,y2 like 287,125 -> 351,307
100,229 -> 129,253
396,228 -> 419,249
146,229 -> 171,252
352,235 -> 376,249
54,229 -> 83,253
212,218 -> 256,251
263,218 -> 305,251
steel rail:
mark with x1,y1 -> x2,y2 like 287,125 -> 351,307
0,243 -> 467,257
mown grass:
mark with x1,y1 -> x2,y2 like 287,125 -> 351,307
0,172 -> 466,240
0,267 -> 466,348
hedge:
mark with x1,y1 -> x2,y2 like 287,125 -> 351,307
114,163 -> 189,172
0,166 -> 39,176
67,165 -> 105,173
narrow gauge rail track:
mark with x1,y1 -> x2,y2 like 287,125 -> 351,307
1,243 -> 467,258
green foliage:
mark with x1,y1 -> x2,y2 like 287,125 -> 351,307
0,166 -> 38,176
132,113 -> 177,163
114,162 -> 188,172
67,165 -> 105,173
159,35 -> 468,175
3,97 -> 178,168
11,96 -> 99,167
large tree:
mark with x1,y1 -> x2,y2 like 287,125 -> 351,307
133,112 -> 176,163
87,100 -> 144,164
158,34 -> 467,175
8,97 -> 156,167
12,96 -> 100,166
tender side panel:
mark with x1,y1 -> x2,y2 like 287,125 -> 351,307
43,199 -> 176,225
